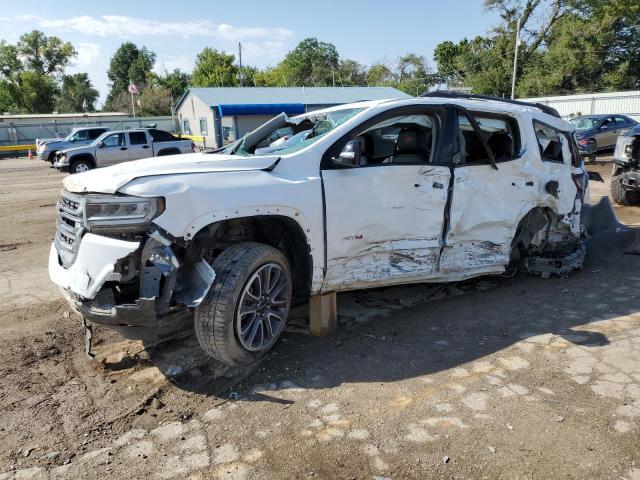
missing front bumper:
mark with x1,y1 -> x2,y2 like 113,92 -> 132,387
74,288 -> 159,327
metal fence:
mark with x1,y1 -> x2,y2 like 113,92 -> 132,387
0,116 -> 177,148
521,90 -> 640,120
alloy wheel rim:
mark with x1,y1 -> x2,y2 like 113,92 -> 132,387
75,163 -> 89,173
235,263 -> 289,352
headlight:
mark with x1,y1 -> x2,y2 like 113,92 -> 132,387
84,195 -> 165,232
614,136 -> 634,162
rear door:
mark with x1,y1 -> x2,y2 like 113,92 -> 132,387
95,132 -> 128,166
321,105 -> 454,291
440,111 -> 533,276
441,111 -> 579,277
599,117 -> 618,148
128,131 -> 151,160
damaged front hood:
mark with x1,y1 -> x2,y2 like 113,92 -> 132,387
63,152 -> 280,194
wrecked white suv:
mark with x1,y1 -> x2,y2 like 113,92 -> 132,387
49,93 -> 589,366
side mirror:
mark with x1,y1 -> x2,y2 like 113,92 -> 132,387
97,141 -> 105,148
333,140 -> 361,168
69,137 -> 75,142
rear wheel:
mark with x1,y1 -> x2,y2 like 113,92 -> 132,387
70,159 -> 93,174
194,242 -> 292,366
611,173 -> 640,205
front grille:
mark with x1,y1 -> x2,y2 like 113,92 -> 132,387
54,191 -> 85,267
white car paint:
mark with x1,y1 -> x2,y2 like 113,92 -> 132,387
50,96 -> 585,303
48,233 -> 140,299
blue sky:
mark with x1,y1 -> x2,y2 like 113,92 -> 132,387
0,0 -> 500,106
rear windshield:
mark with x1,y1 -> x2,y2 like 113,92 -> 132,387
220,107 -> 364,157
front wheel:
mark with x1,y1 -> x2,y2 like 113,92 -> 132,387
611,173 -> 640,206
70,159 -> 94,174
195,242 -> 292,366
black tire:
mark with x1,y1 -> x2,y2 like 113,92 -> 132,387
194,242 -> 292,366
70,158 -> 94,174
48,152 -> 57,164
611,174 -> 640,206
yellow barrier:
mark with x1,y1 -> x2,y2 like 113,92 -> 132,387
177,134 -> 206,143
0,144 -> 36,152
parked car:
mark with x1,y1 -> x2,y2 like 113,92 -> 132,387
36,127 -> 110,164
54,128 -> 196,174
570,114 -> 638,161
611,123 -> 640,205
49,93 -> 590,366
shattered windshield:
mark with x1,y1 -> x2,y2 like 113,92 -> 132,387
569,117 -> 600,131
219,107 -> 364,157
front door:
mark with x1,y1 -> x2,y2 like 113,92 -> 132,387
96,132 -> 128,166
321,106 -> 453,291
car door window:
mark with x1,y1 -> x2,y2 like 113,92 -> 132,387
352,114 -> 438,165
149,129 -> 176,142
102,133 -> 125,147
129,132 -> 148,145
534,121 -> 572,164
456,113 -> 519,165
74,130 -> 89,141
88,129 -> 106,140
601,117 -> 615,130
614,116 -> 631,128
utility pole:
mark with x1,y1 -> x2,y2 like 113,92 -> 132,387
511,17 -> 521,100
238,42 -> 243,87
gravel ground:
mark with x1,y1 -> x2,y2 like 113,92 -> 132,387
1,156 -> 640,480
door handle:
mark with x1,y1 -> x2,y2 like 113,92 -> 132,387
142,145 -> 150,149
120,147 -> 128,150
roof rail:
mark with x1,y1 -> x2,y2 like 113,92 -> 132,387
421,90 -> 561,118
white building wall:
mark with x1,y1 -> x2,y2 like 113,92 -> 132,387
175,92 -> 217,148
521,90 -> 640,121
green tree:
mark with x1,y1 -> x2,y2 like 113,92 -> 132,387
279,38 -> 339,86
57,73 -> 99,112
434,0 -> 640,96
396,53 -> 433,95
18,71 -> 58,113
336,59 -> 367,86
366,63 -> 397,86
0,80 -> 17,113
152,68 -> 190,100
191,48 -> 238,87
106,42 -> 156,109
0,30 -> 76,113
17,30 -> 76,75
139,86 -> 173,116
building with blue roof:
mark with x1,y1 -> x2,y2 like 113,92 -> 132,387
174,86 -> 411,148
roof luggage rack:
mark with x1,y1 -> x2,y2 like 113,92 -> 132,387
421,90 -> 561,118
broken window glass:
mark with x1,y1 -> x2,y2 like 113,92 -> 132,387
534,122 -> 571,164
457,114 -> 518,165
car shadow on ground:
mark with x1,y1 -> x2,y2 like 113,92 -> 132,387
134,239 -> 640,405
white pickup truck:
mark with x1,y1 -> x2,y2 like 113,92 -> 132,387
49,93 -> 593,366
53,128 -> 196,174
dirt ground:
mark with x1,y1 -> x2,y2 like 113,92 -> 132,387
1,156 -> 640,480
